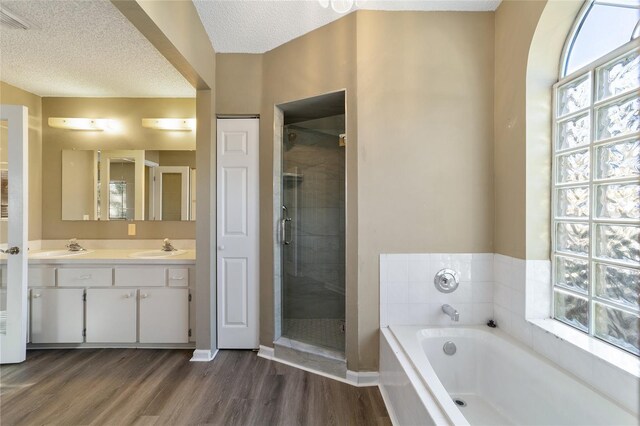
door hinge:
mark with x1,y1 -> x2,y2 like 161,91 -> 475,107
188,329 -> 192,337
188,293 -> 192,302
82,328 -> 86,337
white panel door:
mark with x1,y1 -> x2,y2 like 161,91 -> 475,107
86,288 -> 137,343
217,118 -> 259,349
0,105 -> 28,364
31,288 -> 83,343
139,288 -> 189,343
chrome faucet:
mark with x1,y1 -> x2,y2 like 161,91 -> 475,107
442,304 -> 460,322
161,238 -> 176,252
66,238 -> 86,252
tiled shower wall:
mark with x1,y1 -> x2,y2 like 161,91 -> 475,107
379,253 -> 494,327
283,125 -> 345,320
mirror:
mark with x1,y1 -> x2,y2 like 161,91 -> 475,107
62,149 -> 195,221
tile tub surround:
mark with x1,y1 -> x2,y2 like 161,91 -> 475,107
381,252 -> 640,415
380,253 -> 494,327
493,254 -> 640,416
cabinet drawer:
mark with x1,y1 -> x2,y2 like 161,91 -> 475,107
115,267 -> 166,287
29,267 -> 56,287
58,268 -> 112,287
168,268 -> 189,287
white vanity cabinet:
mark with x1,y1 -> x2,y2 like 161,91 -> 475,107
139,288 -> 189,343
30,288 -> 84,343
86,288 -> 137,343
28,259 -> 195,347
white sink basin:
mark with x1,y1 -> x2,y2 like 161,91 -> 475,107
129,249 -> 187,259
30,249 -> 93,258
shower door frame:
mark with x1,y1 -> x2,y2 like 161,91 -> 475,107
272,90 -> 348,353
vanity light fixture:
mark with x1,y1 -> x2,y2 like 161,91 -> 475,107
48,117 -> 118,131
141,118 -> 195,131
318,0 -> 355,13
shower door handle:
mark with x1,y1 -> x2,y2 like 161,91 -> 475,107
281,205 -> 292,245
281,217 -> 292,245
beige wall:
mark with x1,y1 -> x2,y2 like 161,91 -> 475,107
218,10 -> 495,371
61,150 -> 95,220
494,0 -> 546,260
525,0 -> 583,260
158,150 -> 196,168
41,97 -> 196,239
0,82 -> 43,241
259,13 -> 360,367
494,0 -> 581,260
112,0 -> 218,353
216,54 -> 263,114
356,11 -> 495,369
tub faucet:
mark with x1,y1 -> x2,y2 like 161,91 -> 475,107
66,238 -> 86,252
161,238 -> 176,252
442,304 -> 459,322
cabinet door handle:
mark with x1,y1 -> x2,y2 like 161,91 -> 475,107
79,274 -> 92,280
141,293 -> 149,299
170,275 -> 184,280
33,293 -> 41,298
124,292 -> 134,298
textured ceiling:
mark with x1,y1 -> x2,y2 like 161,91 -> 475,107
0,1 -> 195,97
194,0 -> 502,54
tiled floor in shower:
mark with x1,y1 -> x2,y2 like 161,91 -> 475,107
283,318 -> 345,353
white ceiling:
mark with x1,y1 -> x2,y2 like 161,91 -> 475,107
0,0 -> 195,97
194,0 -> 502,54
0,0 -> 501,97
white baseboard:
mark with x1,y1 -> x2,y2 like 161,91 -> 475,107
257,345 -> 378,387
190,348 -> 219,362
346,370 -> 379,386
257,345 -> 275,360
378,383 -> 400,426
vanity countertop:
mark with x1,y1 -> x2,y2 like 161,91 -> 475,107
25,249 -> 196,264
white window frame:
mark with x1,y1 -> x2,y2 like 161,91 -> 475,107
560,0 -> 640,78
551,38 -> 640,356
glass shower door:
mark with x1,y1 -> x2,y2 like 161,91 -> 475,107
281,117 -> 345,353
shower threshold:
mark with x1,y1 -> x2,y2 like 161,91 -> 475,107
273,336 -> 347,379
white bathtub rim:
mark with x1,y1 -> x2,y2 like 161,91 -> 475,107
388,324 -> 637,421
381,327 -> 469,426
388,326 -> 475,425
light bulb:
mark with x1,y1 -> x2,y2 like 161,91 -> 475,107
331,0 -> 354,13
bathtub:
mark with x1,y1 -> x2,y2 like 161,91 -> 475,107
379,326 -> 637,426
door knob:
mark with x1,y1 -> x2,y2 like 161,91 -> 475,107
33,293 -> 41,298
0,246 -> 20,255
141,293 -> 149,299
218,245 -> 225,250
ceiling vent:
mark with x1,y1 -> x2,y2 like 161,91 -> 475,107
0,7 -> 31,30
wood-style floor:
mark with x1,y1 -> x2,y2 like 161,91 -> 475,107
0,349 -> 391,426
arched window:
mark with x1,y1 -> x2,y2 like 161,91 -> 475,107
562,0 -> 640,76
552,0 -> 640,355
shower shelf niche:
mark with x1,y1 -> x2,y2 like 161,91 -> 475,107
283,172 -> 304,183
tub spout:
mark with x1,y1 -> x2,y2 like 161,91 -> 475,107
442,304 -> 459,322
